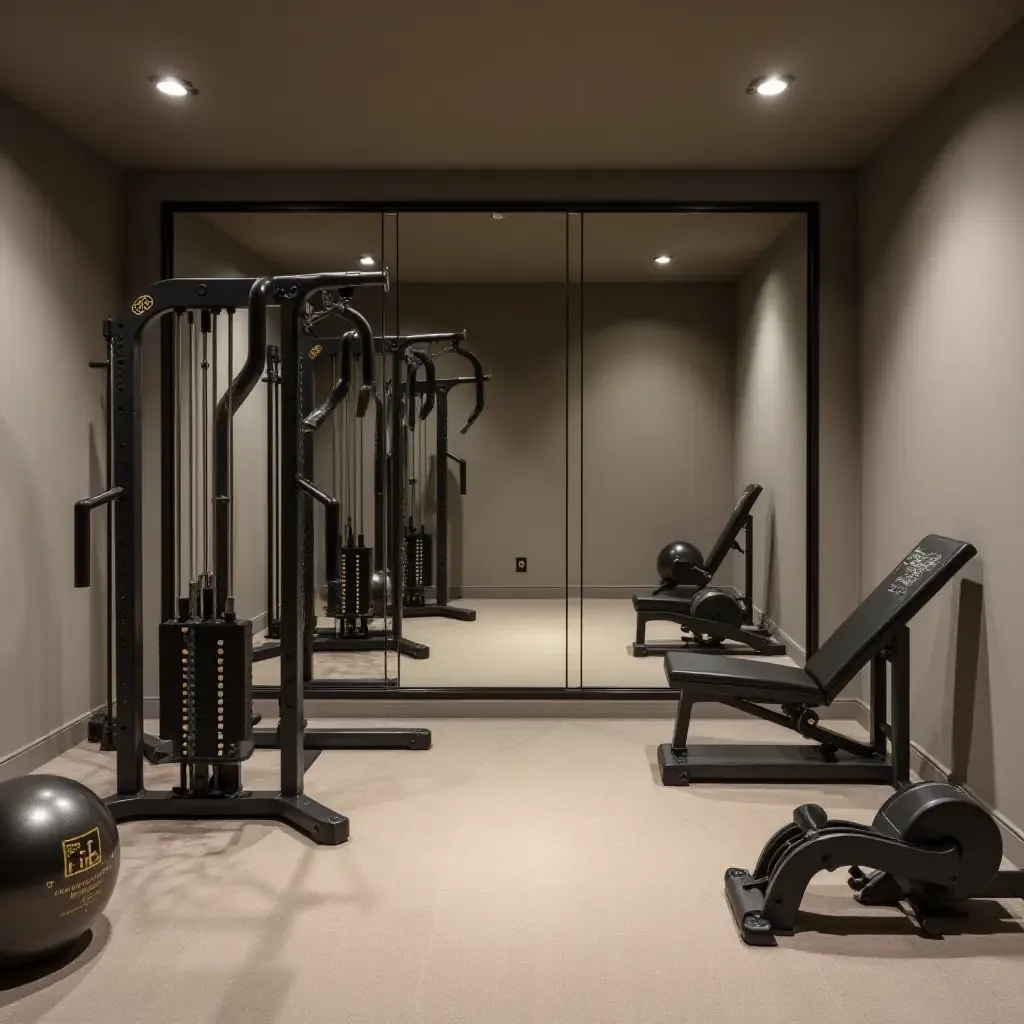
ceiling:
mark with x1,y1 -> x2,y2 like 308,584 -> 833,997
1,1 -> 1021,170
194,211 -> 798,282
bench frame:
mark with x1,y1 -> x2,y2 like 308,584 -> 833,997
658,626 -> 910,786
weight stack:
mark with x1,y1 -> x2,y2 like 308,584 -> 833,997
337,543 -> 372,619
403,528 -> 433,608
159,618 -> 255,763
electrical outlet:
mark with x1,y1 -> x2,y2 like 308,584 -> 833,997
515,557 -> 528,573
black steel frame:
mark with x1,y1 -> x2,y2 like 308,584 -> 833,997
657,627 -> 911,786
97,277 -> 347,843
79,273 -> 433,844
162,199 -> 821,697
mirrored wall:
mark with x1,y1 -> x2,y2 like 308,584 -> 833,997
173,205 -> 812,692
577,212 -> 808,685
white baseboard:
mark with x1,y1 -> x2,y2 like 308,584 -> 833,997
755,605 -> 805,662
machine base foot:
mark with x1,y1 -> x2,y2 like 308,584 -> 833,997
105,790 -> 350,845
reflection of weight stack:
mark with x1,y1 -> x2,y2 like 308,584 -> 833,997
403,524 -> 433,608
159,618 -> 254,764
335,533 -> 373,634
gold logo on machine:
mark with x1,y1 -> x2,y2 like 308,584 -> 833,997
131,294 -> 154,316
62,828 -> 103,878
308,344 -> 324,361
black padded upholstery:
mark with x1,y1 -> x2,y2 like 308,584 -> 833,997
661,534 -> 975,708
703,484 -> 762,576
663,654 -> 824,702
806,535 -> 976,700
633,586 -> 701,612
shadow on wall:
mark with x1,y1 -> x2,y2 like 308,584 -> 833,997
0,418 -> 62,754
945,578 -> 995,803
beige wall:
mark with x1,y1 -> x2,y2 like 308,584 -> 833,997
581,283 -> 736,592
122,170 -> 860,644
735,218 -> 808,649
397,283 -> 567,593
0,94 -> 120,763
395,282 -> 736,594
860,20 -> 1024,832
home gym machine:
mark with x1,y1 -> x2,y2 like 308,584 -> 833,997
726,782 -> 1024,945
74,270 -> 428,844
400,334 -> 488,620
377,332 -> 484,646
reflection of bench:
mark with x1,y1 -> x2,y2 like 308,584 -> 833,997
632,484 -> 784,657
658,535 -> 977,786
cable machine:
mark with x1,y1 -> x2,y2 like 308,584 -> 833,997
74,270 -> 428,844
399,335 -> 489,620
383,332 -> 485,643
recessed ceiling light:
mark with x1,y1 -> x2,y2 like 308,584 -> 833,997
747,74 -> 793,97
150,75 -> 198,98
654,255 -> 672,265
492,213 -> 505,220
359,255 -> 376,266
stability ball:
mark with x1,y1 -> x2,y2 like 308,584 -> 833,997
0,775 -> 120,967
656,541 -> 704,586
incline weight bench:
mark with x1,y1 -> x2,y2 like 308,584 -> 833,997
632,484 -> 784,658
658,534 -> 976,785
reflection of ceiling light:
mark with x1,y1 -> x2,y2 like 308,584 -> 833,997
654,255 -> 672,265
492,213 -> 505,220
150,76 -> 198,97
359,255 -> 375,266
747,74 -> 793,97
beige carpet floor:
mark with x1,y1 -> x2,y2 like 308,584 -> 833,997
4,717 -> 1023,1024
253,598 -> 790,688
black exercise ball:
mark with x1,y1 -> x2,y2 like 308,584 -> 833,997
656,541 -> 704,585
0,775 -> 120,968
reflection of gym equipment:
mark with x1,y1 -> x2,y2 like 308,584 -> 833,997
75,271 -> 428,845
327,334 -> 374,635
726,781 -> 1024,945
632,485 -> 784,657
658,534 -> 976,786
257,325 -> 428,670
401,338 -> 488,620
